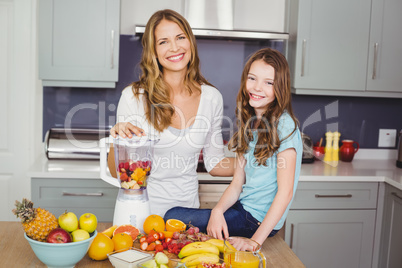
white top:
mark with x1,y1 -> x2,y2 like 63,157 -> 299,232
116,84 -> 226,216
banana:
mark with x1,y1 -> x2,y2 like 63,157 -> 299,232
178,242 -> 219,258
206,238 -> 237,253
180,253 -> 220,267
205,239 -> 224,253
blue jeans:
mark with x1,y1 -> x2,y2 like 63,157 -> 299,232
164,201 -> 278,238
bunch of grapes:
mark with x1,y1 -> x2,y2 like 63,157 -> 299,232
167,226 -> 211,254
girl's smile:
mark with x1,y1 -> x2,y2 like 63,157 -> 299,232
246,59 -> 276,117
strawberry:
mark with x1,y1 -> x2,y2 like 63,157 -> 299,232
139,236 -> 147,243
140,241 -> 148,251
120,173 -> 129,182
146,242 -> 156,251
155,244 -> 164,253
147,235 -> 156,243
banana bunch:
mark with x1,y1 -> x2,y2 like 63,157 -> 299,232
178,241 -> 220,267
205,238 -> 237,254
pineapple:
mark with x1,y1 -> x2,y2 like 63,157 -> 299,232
12,198 -> 58,242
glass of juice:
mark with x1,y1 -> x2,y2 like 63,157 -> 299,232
223,237 -> 266,268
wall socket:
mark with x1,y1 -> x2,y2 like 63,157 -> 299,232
378,129 -> 397,147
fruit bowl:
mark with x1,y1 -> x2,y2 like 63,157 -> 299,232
24,230 -> 97,268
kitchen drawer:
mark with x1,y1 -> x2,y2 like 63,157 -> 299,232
290,182 -> 378,210
32,178 -> 118,221
199,184 -> 228,209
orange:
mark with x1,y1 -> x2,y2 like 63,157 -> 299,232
165,219 -> 186,232
143,214 -> 165,234
102,225 -> 118,238
88,233 -> 114,261
161,230 -> 174,238
112,233 -> 133,252
113,224 -> 140,241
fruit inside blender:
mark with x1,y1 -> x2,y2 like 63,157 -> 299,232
117,160 -> 151,189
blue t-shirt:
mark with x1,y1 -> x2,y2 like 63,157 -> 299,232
239,112 -> 302,230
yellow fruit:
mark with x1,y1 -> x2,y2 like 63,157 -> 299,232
88,233 -> 114,261
165,219 -> 186,233
180,253 -> 220,267
205,239 -> 225,253
178,242 -> 219,258
161,230 -> 174,238
12,198 -> 58,242
102,225 -> 118,238
143,214 -> 165,234
112,233 -> 133,252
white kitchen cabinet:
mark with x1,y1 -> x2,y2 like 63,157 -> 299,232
285,182 -> 378,268
199,183 -> 228,209
287,0 -> 402,98
378,184 -> 402,268
31,178 -> 118,221
38,0 -> 120,88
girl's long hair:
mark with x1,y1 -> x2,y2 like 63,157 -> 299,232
228,48 -> 298,165
131,9 -> 212,132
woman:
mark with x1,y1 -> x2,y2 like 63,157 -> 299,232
165,48 -> 302,247
109,9 -> 234,216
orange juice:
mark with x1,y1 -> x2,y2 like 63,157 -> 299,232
224,251 -> 265,268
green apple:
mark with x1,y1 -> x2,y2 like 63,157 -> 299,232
79,213 -> 98,233
71,229 -> 90,242
58,211 -> 78,232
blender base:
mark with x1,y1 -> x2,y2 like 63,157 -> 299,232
113,198 -> 150,233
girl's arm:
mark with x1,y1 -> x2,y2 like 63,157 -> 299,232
251,148 -> 297,245
207,155 -> 246,240
209,157 -> 235,176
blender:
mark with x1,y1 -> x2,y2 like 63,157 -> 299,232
100,135 -> 159,233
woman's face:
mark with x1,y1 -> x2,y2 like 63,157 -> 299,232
246,59 -> 276,117
154,19 -> 191,75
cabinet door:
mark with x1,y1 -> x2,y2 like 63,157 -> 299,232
378,185 -> 402,268
366,0 -> 402,93
39,0 -> 120,88
285,210 -> 376,268
290,0 -> 371,91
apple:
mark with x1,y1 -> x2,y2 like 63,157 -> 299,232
71,229 -> 90,242
58,211 -> 78,232
79,213 -> 97,233
47,228 -> 72,243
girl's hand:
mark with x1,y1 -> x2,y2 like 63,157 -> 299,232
207,209 -> 229,240
110,122 -> 145,138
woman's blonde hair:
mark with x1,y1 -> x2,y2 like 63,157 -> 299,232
228,48 -> 298,165
131,9 -> 212,132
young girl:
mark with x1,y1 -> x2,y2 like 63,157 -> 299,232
164,48 -> 302,246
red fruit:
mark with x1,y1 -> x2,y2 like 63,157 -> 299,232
140,241 -> 148,251
165,237 -> 172,244
152,232 -> 160,241
120,173 -> 129,182
155,240 -> 162,245
139,236 -> 147,243
47,228 -> 72,243
158,232 -> 165,240
155,244 -> 164,253
162,241 -> 168,249
129,163 -> 138,171
146,235 -> 156,243
146,242 -> 156,251
124,162 -> 129,170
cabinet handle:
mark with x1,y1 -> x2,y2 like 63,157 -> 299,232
62,192 -> 104,197
301,39 -> 306,76
372,43 -> 378,79
315,194 -> 352,198
391,192 -> 402,200
290,223 -> 294,249
111,30 -> 115,69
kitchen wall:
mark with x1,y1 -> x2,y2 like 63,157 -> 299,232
43,35 -> 402,148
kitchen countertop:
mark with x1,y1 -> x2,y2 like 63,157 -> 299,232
1,222 -> 305,267
28,150 -> 402,190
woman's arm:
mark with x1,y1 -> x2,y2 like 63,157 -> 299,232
251,148 -> 297,245
207,155 -> 246,239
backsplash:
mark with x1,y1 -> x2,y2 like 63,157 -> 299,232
43,36 -> 402,148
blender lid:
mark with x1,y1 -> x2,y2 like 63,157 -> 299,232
110,134 -> 160,147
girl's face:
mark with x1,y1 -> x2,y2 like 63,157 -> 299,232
246,59 -> 276,117
154,19 -> 191,75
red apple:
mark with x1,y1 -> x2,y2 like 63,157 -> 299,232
46,228 -> 72,243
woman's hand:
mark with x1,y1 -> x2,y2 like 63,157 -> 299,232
207,209 -> 229,240
110,122 -> 145,138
